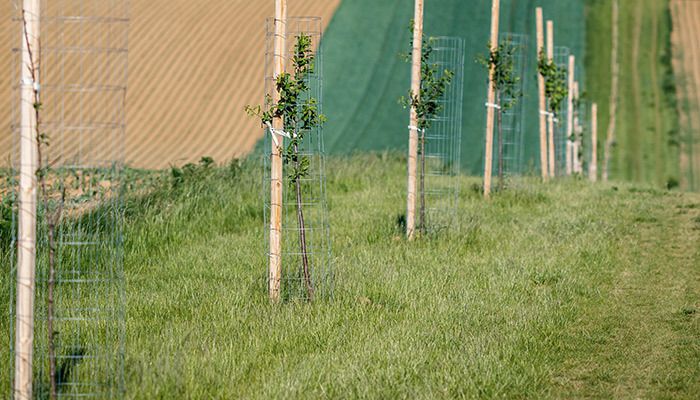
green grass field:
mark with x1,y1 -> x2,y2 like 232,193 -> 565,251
584,0 -> 680,188
3,155 -> 698,398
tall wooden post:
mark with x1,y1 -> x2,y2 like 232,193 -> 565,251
590,103 -> 598,182
482,0 -> 500,198
566,55 -> 575,175
546,20 -> 555,178
15,1 -> 40,398
269,0 -> 287,301
406,0 -> 424,239
536,8 -> 548,181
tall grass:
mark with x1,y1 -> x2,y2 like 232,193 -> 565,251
2,153 -> 699,398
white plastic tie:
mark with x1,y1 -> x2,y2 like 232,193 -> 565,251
485,102 -> 501,110
20,77 -> 40,92
408,125 -> 424,133
539,110 -> 554,117
265,121 -> 291,147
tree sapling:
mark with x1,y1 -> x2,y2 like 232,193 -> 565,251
478,38 -> 522,190
538,49 -> 569,173
401,23 -> 454,235
246,34 -> 324,300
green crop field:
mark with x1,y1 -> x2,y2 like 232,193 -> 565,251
584,0 -> 680,189
2,155 -> 698,398
321,0 -> 586,174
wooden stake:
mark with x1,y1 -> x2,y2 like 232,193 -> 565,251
269,0 -> 287,301
406,0 -> 423,239
536,8 -> 548,181
590,103 -> 598,182
15,1 -> 40,398
546,20 -> 555,178
566,55 -> 575,176
483,0 -> 500,198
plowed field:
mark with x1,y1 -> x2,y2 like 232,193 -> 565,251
0,1 -> 339,169
671,0 -> 700,191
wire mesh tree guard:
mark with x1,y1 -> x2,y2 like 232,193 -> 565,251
553,46 -> 571,177
418,36 -> 464,233
1,156 -> 17,397
574,94 -> 589,176
492,32 -> 530,187
262,17 -> 332,302
7,0 -> 128,397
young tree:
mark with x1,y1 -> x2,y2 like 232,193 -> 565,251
401,24 -> 454,235
478,38 -> 522,190
247,34 -> 324,300
538,49 -> 568,173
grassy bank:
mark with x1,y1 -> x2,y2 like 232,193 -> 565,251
2,154 -> 699,398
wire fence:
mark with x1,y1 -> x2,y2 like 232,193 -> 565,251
262,17 -> 332,302
553,46 -> 570,177
576,97 -> 589,176
496,32 -> 530,187
420,36 -> 464,233
7,0 -> 128,397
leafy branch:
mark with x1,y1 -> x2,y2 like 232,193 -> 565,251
537,49 -> 568,117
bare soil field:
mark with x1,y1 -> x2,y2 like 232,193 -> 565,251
0,1 -> 339,169
671,0 -> 700,191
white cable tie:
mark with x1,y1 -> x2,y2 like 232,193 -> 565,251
485,102 -> 501,110
539,110 -> 554,117
408,125 -> 424,133
20,78 -> 40,92
265,121 -> 291,147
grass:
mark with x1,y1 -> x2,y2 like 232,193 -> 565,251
584,0 -> 681,188
2,153 -> 700,398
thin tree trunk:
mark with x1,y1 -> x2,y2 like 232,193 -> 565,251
30,42 -> 60,397
36,117 -> 62,400
419,129 -> 426,235
292,142 -> 314,300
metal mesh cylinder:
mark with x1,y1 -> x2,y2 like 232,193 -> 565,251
7,1 -> 128,397
262,17 -> 332,301
553,46 -> 571,177
420,36 -> 464,233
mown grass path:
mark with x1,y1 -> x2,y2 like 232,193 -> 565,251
554,187 -> 700,398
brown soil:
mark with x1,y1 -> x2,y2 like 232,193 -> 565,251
671,0 -> 700,190
0,1 -> 340,169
